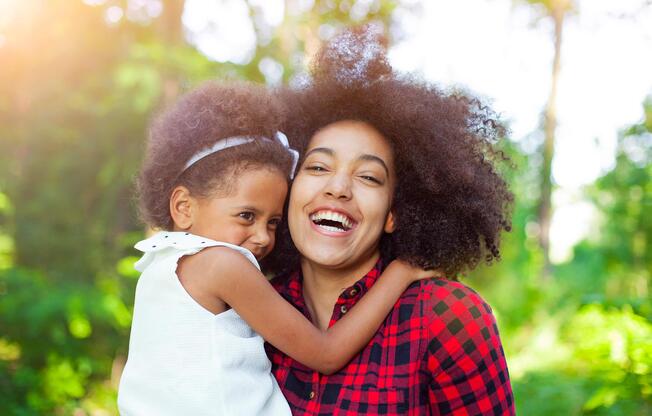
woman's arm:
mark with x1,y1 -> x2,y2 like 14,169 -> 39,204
206,247 -> 434,374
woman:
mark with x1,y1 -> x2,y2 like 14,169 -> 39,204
265,27 -> 515,415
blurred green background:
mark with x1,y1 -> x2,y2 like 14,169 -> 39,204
0,0 -> 650,415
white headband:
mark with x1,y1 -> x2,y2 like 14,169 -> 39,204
182,131 -> 300,179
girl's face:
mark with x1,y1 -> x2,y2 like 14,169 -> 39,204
288,120 -> 396,272
182,168 -> 288,260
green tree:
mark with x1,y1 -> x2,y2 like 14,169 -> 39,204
510,97 -> 652,416
565,97 -> 652,307
512,0 -> 575,281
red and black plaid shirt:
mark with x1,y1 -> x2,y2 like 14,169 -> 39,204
266,260 -> 515,415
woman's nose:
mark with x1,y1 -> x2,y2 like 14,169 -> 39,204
324,173 -> 352,200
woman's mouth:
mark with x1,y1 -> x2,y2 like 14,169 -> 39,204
309,209 -> 357,234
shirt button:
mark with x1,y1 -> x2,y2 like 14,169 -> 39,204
308,391 -> 316,400
340,305 -> 348,314
349,288 -> 358,296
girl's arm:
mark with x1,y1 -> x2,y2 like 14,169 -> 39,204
205,247 -> 436,374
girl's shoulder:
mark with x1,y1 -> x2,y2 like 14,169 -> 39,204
134,231 -> 259,272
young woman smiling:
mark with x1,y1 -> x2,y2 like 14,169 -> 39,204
265,26 -> 515,415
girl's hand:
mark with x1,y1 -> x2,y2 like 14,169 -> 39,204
385,259 -> 444,283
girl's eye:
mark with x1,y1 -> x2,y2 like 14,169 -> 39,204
239,212 -> 255,221
268,218 -> 281,228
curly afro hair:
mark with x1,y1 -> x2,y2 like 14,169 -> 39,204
137,81 -> 294,231
269,26 -> 513,278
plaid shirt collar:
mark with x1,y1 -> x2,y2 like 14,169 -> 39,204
275,259 -> 384,324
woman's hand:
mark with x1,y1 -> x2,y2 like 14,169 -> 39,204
385,259 -> 444,283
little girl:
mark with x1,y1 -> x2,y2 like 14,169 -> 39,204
117,81 -> 434,415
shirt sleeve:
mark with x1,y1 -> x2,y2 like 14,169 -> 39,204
421,280 -> 515,415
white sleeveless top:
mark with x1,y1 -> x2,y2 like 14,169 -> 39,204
117,231 -> 291,416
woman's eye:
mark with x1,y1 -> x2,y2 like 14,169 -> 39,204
360,175 -> 382,184
239,212 -> 255,221
305,165 -> 327,172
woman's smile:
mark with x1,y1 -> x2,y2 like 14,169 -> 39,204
309,207 -> 358,235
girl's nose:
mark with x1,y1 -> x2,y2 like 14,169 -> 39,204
251,224 -> 271,247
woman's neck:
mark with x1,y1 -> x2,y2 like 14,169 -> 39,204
300,251 -> 380,330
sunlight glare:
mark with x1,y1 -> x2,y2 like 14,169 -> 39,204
105,5 -> 124,25
183,0 -> 257,64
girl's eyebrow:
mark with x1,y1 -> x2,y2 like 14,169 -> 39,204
305,147 -> 389,176
235,206 -> 283,217
235,205 -> 260,213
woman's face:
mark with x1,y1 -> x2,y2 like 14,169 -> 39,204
288,120 -> 396,272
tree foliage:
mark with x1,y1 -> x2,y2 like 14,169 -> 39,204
470,98 -> 652,415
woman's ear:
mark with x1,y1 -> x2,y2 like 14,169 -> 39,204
170,186 -> 195,230
383,210 -> 396,233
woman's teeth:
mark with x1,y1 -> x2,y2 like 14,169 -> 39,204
318,224 -> 346,233
310,210 -> 354,232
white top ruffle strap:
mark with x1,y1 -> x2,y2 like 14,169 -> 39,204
133,231 -> 259,272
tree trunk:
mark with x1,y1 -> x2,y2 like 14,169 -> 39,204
158,0 -> 186,45
539,3 -> 565,281
158,0 -> 186,106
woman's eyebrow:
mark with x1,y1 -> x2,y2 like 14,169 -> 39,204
305,147 -> 389,176
304,147 -> 333,158
358,154 -> 389,176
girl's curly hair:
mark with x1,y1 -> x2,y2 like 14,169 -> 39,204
267,26 -> 513,277
137,81 -> 294,231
